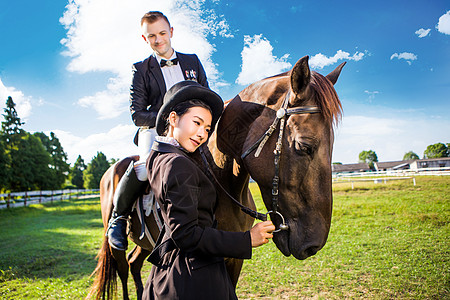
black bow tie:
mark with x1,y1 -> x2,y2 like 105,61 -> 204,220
160,58 -> 179,67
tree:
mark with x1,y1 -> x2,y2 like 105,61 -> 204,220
83,152 -> 110,189
70,155 -> 87,189
0,140 -> 9,191
1,97 -> 56,191
358,150 -> 378,169
403,151 -> 419,161
1,96 -> 26,191
423,143 -> 449,159
34,132 -> 70,188
110,158 -> 119,165
1,96 -> 25,145
8,133 -> 53,191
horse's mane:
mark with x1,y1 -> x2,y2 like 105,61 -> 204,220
309,71 -> 343,127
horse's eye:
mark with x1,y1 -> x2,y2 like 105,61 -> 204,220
294,142 -> 314,156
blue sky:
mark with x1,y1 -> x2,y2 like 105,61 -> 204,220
0,0 -> 449,164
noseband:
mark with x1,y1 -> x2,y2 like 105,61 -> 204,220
241,92 -> 320,232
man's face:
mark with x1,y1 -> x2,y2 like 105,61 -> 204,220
142,18 -> 173,59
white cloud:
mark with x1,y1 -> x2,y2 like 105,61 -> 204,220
415,28 -> 431,38
0,78 -> 33,120
333,115 -> 450,164
436,10 -> 450,35
309,50 -> 365,69
364,90 -> 379,103
50,124 -> 137,164
390,52 -> 418,65
60,0 -> 232,119
77,75 -> 129,120
236,34 -> 292,85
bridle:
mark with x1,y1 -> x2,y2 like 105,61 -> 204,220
201,91 -> 320,233
241,92 -> 320,232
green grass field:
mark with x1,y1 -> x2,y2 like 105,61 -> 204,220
0,176 -> 448,299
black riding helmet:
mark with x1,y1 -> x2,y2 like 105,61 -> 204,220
155,80 -> 224,136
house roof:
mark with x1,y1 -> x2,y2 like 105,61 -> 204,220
374,160 -> 415,170
419,157 -> 450,163
332,163 -> 371,173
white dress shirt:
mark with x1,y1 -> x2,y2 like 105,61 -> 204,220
154,51 -> 185,91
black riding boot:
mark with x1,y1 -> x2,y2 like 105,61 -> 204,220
107,161 -> 147,250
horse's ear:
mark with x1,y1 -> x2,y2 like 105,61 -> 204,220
291,56 -> 311,96
326,61 -> 346,85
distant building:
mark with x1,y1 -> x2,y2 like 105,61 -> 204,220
333,157 -> 450,175
374,160 -> 414,171
409,157 -> 450,170
332,163 -> 372,174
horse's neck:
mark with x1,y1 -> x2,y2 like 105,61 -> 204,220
207,136 -> 254,232
207,134 -> 250,198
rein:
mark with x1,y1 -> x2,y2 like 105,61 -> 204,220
203,92 -> 321,233
199,147 -> 268,221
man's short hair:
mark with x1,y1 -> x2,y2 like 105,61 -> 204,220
141,11 -> 171,27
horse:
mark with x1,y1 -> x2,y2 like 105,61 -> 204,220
87,55 -> 344,300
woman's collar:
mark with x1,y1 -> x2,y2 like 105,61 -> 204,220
155,136 -> 180,147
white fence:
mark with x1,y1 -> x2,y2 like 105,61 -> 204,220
333,166 -> 450,179
333,176 -> 416,189
332,166 -> 450,189
0,189 -> 100,209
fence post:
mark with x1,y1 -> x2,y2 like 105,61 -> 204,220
39,190 -> 42,204
413,177 -> 416,186
7,193 -> 10,209
24,191 -> 27,207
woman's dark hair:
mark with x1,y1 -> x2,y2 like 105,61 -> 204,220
162,99 -> 213,136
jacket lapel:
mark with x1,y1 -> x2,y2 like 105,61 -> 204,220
148,55 -> 167,94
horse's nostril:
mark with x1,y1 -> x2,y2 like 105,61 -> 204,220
305,246 -> 320,257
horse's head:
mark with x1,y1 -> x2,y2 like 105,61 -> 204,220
217,56 -> 344,259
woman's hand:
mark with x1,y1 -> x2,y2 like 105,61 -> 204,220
250,220 -> 276,247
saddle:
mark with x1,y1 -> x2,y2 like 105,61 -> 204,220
132,189 -> 164,248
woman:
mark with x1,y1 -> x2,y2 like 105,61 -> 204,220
143,81 -> 275,300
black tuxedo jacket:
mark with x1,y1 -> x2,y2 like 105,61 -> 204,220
129,52 -> 209,130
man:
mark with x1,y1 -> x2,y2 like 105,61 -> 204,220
107,11 -> 209,251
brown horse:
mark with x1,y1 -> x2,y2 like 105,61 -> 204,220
87,55 -> 344,299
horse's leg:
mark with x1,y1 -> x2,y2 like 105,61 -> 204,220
128,245 -> 151,300
111,248 -> 130,300
225,258 -> 244,288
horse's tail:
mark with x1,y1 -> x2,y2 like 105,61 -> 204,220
86,232 -> 117,300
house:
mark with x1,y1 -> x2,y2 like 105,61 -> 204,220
333,157 -> 450,175
409,157 -> 450,170
332,163 -> 371,174
374,160 -> 415,171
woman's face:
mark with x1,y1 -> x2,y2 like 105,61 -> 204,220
169,106 -> 212,152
